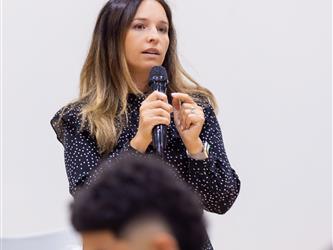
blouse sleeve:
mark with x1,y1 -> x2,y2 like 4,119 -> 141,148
51,105 -> 101,195
185,102 -> 241,214
50,105 -> 140,196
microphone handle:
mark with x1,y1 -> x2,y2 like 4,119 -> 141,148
153,125 -> 167,157
152,81 -> 167,157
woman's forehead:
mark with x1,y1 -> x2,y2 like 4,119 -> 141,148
133,0 -> 169,23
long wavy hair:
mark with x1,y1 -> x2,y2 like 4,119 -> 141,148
75,0 -> 217,154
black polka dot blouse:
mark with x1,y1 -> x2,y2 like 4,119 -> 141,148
51,93 -> 240,250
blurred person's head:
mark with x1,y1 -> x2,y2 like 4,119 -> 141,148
71,154 -> 207,250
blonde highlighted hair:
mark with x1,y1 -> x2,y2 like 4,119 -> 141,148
72,0 -> 217,154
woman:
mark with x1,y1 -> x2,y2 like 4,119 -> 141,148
51,0 -> 240,249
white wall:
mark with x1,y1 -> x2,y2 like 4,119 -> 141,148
3,0 -> 331,249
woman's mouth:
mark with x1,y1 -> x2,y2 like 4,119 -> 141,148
142,48 -> 160,55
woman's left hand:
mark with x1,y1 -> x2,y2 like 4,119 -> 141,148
171,93 -> 205,154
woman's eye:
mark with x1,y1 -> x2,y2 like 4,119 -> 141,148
133,23 -> 168,33
134,24 -> 145,30
158,27 -> 168,33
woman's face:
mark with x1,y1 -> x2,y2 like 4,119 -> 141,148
124,0 -> 170,75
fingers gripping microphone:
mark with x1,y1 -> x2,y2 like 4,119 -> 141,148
148,66 -> 169,157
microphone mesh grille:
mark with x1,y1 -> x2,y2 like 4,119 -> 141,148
148,66 -> 168,82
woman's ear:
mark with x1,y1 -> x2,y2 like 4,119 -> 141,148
151,232 -> 179,250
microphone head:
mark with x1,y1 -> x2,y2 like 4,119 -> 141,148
148,66 -> 168,85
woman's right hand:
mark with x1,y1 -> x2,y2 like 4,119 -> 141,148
130,91 -> 173,153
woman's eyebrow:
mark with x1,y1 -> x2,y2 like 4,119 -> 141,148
133,17 -> 169,25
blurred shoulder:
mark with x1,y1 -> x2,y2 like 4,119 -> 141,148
189,92 -> 213,110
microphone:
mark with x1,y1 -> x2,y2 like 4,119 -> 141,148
148,66 -> 169,157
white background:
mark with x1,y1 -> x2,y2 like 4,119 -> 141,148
2,0 -> 332,249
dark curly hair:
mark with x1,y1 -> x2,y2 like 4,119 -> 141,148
71,154 -> 207,250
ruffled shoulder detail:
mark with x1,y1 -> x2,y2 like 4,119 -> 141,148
189,92 -> 213,110
50,103 -> 85,144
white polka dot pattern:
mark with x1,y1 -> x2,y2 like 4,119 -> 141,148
51,93 -> 240,250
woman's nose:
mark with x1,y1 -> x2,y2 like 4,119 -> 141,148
146,27 -> 159,43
